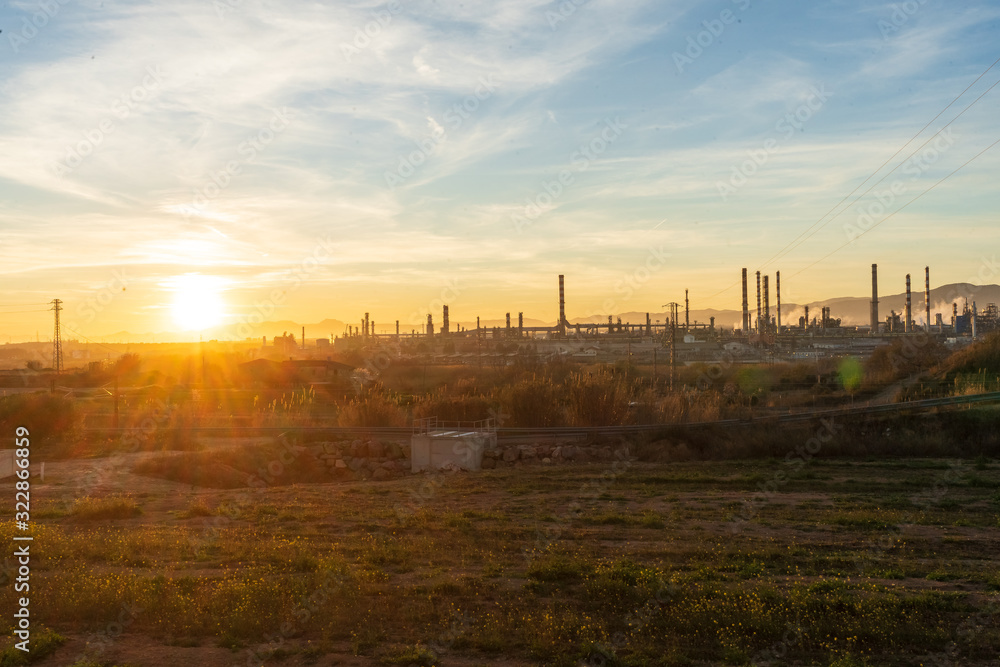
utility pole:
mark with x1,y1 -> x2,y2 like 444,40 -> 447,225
51,299 -> 63,373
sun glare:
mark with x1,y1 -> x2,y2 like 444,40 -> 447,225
169,274 -> 227,331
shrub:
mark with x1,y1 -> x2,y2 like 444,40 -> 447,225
337,395 -> 406,427
0,393 -> 76,445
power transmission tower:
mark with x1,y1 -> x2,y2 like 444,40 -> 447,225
51,299 -> 63,373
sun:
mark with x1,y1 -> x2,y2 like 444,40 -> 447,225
169,274 -> 227,331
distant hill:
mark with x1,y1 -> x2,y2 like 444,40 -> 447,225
568,283 -> 1000,329
54,282 -> 1000,342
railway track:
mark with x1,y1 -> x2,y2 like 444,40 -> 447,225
80,391 -> 1000,442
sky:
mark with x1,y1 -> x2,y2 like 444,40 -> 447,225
0,0 -> 998,341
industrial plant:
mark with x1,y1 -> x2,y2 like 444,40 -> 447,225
327,267 -> 997,372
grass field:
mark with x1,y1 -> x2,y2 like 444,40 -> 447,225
1,435 -> 998,667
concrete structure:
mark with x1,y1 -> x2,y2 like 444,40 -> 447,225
776,271 -> 782,333
742,268 -> 749,333
925,266 -> 930,333
905,274 -> 912,333
871,264 -> 879,332
410,418 -> 495,472
756,271 -> 762,333
763,275 -> 770,334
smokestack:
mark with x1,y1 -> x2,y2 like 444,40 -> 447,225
685,289 -> 689,330
442,305 -> 449,334
776,271 -> 781,334
427,314 -> 434,337
925,266 -> 930,333
518,312 -> 523,335
952,302 -> 957,325
558,275 -> 566,334
645,312 -> 651,335
763,275 -> 770,334
870,264 -> 878,332
804,305 -> 809,331
302,326 -> 305,349
905,274 -> 912,333
396,320 -> 399,337
506,312 -> 511,331
755,271 -> 761,333
741,268 -> 749,333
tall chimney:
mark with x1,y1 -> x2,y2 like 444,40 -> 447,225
870,264 -> 878,332
776,271 -> 782,333
365,312 -> 369,338
741,268 -> 749,333
645,312 -> 651,335
302,326 -> 305,349
685,289 -> 689,330
755,271 -> 761,333
763,275 -> 770,334
506,312 -> 511,331
558,275 -> 566,335
804,305 -> 809,331
905,274 -> 912,333
427,314 -> 434,337
518,312 -> 523,335
924,266 -> 930,333
442,305 -> 449,334
396,320 -> 399,337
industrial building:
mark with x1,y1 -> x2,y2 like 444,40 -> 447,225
331,267 -> 995,368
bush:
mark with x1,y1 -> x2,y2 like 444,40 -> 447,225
491,375 -> 563,427
0,392 -> 76,445
412,389 -> 493,422
337,395 -> 406,427
71,495 -> 143,521
564,370 -> 632,426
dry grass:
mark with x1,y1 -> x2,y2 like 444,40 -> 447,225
3,450 -> 1000,665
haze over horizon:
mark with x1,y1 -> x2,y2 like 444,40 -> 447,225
1,0 -> 998,341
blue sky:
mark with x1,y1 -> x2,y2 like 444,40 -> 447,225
0,0 -> 998,338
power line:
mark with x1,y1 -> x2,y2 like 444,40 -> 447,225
763,74 -> 1000,268
789,135 -> 1000,279
703,55 -> 1000,304
758,54 -> 1000,272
